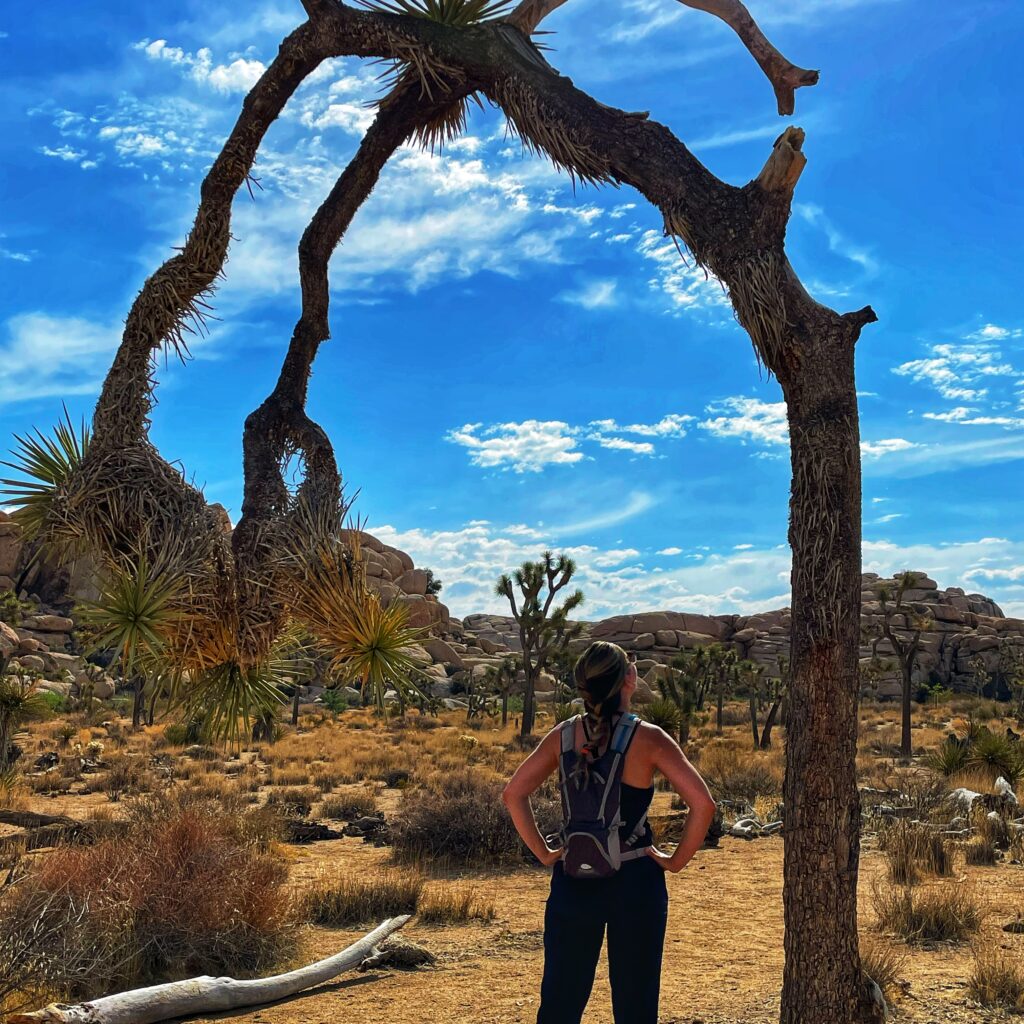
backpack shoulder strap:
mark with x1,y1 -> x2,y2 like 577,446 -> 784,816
560,715 -> 580,754
610,712 -> 640,754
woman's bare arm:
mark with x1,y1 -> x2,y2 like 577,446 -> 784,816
645,727 -> 717,872
502,727 -> 562,866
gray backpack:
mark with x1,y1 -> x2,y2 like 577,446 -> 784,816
556,712 -> 650,879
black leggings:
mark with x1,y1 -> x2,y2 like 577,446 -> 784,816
537,856 -> 668,1024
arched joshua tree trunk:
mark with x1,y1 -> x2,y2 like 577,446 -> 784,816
43,1 -> 881,1020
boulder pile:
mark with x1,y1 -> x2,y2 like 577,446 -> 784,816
4,505 -> 1023,705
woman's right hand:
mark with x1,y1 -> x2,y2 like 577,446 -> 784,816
538,846 -> 563,867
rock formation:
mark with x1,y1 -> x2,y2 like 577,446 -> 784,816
3,508 -> 1022,705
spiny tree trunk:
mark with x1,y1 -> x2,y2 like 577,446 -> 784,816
900,658 -> 913,758
778,308 -> 874,1024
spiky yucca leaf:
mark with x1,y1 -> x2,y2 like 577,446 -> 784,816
0,675 -> 53,724
280,517 -> 429,713
76,553 -> 185,681
357,0 -> 512,27
1,408 -> 90,542
176,630 -> 300,749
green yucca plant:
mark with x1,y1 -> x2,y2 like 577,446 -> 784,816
280,515 -> 428,714
76,553 -> 184,681
0,673 -> 53,768
1,407 -> 90,543
357,0 -> 512,27
968,729 -> 1024,785
177,634 -> 298,749
922,736 -> 971,777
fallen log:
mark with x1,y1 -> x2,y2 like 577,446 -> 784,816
9,915 -> 411,1024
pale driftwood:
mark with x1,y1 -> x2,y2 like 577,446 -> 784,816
9,916 -> 411,1024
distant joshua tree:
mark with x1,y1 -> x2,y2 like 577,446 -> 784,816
496,552 -> 583,737
877,571 -> 934,758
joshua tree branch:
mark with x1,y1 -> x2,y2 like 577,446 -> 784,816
505,0 -> 817,113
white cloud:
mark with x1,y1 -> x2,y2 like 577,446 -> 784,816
893,331 -> 1020,406
700,396 -> 789,446
690,123 -> 789,151
860,438 -> 918,457
368,517 -> 1024,622
592,436 -> 655,455
135,39 -> 266,94
559,279 -> 618,309
445,420 -> 583,473
657,546 -> 683,556
636,229 -> 729,314
794,203 -> 878,276
0,312 -> 120,405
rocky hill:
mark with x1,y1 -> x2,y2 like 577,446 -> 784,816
3,509 -> 1022,705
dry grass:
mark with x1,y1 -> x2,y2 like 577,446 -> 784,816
872,882 -> 984,944
694,739 -> 783,806
301,870 -> 423,927
859,934 -> 907,1004
878,820 -> 954,884
968,943 -> 1024,1010
417,886 -> 496,925
318,785 -> 378,821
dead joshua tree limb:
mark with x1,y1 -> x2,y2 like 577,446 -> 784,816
43,2 -> 879,1018
9,916 -> 411,1024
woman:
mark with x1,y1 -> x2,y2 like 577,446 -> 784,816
503,640 -> 717,1024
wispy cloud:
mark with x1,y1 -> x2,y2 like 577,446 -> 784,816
558,279 -> 618,309
0,312 -> 119,405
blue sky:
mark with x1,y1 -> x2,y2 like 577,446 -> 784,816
2,0 -> 1022,619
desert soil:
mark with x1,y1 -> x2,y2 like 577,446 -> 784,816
158,796 -> 1021,1024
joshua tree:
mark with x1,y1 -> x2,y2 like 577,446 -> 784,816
703,643 -> 739,735
1,1 -> 881,1015
496,552 -> 583,737
740,659 -> 786,750
483,656 -> 519,727
655,663 -> 700,747
877,571 -> 934,758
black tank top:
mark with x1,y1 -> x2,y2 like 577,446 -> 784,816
621,782 -> 655,846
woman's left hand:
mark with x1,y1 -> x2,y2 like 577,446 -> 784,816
538,846 -> 563,867
644,846 -> 679,872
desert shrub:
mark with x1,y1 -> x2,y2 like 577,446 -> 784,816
269,766 -> 309,787
0,793 -> 294,1001
417,887 -> 496,925
638,698 -> 682,735
264,786 -> 316,818
310,766 -> 341,792
923,737 -> 971,777
872,883 -> 983,943
101,755 -> 151,802
318,786 -> 377,821
698,743 -> 783,805
301,870 -> 422,927
964,837 -> 998,866
879,821 -> 953,884
392,770 -> 560,866
859,935 -> 907,1005
967,730 -> 1024,785
969,945 -> 1024,1010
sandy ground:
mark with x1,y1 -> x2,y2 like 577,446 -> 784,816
164,821 -> 1023,1024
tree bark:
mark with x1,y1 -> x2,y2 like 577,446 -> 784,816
778,304 -> 876,1024
9,916 -> 410,1024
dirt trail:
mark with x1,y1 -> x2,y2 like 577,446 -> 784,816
180,832 -> 1021,1024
